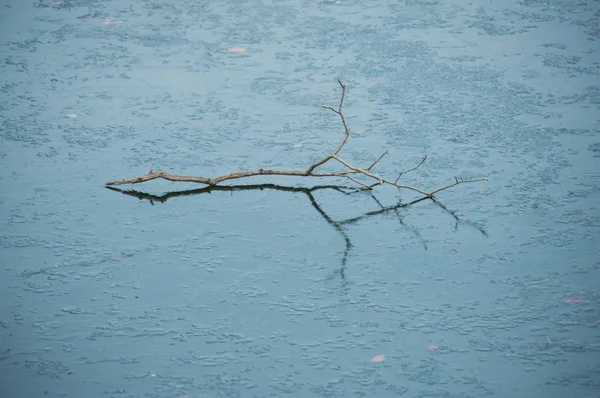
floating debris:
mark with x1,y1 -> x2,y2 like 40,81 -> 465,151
563,296 -> 586,303
228,46 -> 247,53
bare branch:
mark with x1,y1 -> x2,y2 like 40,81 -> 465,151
105,81 -> 487,200
106,169 -> 357,186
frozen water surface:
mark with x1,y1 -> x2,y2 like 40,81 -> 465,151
0,0 -> 599,397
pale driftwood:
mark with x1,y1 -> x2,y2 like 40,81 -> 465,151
105,80 -> 487,197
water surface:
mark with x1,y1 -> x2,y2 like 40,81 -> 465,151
1,0 -> 599,397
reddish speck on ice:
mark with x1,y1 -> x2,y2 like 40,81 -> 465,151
371,355 -> 385,363
563,296 -> 586,303
228,46 -> 247,53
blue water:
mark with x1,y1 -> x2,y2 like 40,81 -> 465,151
1,0 -> 599,397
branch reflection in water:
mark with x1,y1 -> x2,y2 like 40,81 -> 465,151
106,183 -> 488,290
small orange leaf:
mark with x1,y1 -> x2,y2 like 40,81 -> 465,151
371,354 -> 385,362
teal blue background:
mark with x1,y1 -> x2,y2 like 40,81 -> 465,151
1,0 -> 599,397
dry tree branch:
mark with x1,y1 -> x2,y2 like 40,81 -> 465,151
105,80 -> 487,198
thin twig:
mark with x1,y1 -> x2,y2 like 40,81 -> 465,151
427,177 -> 488,197
346,175 -> 373,189
323,80 -> 351,156
367,151 -> 389,171
395,155 -> 427,184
